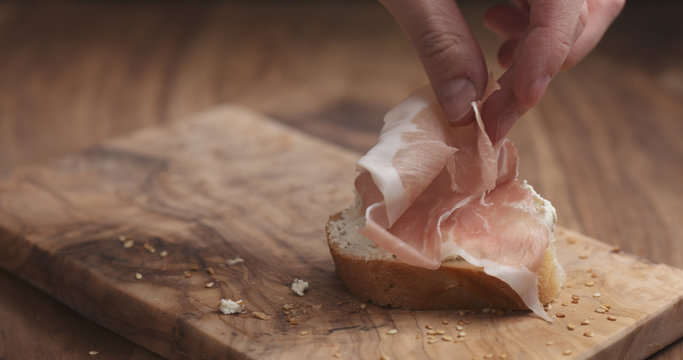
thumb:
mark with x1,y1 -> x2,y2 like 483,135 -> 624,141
381,0 -> 488,124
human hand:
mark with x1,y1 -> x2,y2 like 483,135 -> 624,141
380,0 -> 625,142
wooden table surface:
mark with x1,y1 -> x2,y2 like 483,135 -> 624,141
0,1 -> 680,359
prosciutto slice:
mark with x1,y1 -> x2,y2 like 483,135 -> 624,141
354,85 -> 556,320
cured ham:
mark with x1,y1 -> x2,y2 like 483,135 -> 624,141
354,85 -> 558,320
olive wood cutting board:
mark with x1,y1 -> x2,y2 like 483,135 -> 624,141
0,106 -> 681,360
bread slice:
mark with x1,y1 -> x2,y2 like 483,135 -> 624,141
325,199 -> 564,310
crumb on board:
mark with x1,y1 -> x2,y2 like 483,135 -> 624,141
291,279 -> 309,296
219,299 -> 244,314
227,257 -> 245,266
251,311 -> 272,320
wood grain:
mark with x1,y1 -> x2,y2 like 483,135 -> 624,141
0,0 -> 681,358
0,107 -> 681,360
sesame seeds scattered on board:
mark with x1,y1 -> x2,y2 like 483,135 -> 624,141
581,320 -> 591,326
563,349 -> 573,356
441,320 -> 449,325
386,329 -> 398,335
545,341 -> 555,346
484,354 -> 494,359
595,307 -> 606,314
426,330 -> 437,336
134,272 -> 142,280
436,329 -> 445,335
457,331 -> 467,338
579,254 -> 588,259
427,339 -> 438,344
607,315 -> 617,321
441,335 -> 453,342
585,281 -> 595,287
592,292 -> 601,298
567,324 -> 576,330
583,332 -> 595,337
555,313 -> 566,318
299,330 -> 309,336
455,325 -> 464,331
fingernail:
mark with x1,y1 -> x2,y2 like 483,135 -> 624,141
494,111 -> 517,142
439,78 -> 476,125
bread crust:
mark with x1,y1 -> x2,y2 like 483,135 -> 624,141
326,212 -> 561,310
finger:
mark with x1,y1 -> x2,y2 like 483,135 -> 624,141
511,0 -> 587,107
482,0 -> 587,142
562,0 -> 625,69
484,3 -> 529,39
498,37 -> 521,69
380,0 -> 488,125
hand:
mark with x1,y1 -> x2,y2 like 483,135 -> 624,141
380,0 -> 625,142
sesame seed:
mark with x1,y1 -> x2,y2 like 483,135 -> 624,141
571,300 -> 579,304
118,235 -> 127,242
206,267 -> 215,275
545,341 -> 555,346
360,303 -> 367,310
436,330 -> 445,335
283,304 -> 293,310
425,325 -> 433,330
581,320 -> 591,326
89,350 -> 99,356
464,320 -> 471,324
592,292 -> 601,298
612,246 -> 621,253
159,250 -> 168,258
123,240 -> 134,248
555,313 -> 565,318
583,332 -> 595,337
457,331 -> 466,337
380,355 -> 390,360
591,273 -> 598,278
603,304 -> 611,309
428,339 -> 438,344
568,237 -> 576,244
457,320 -> 465,326
191,265 -> 199,271
299,330 -> 309,336
571,294 -> 580,301
442,335 -> 453,341
143,242 -> 155,253
458,310 -> 466,316
585,281 -> 595,287
484,354 -> 494,359
595,307 -> 606,314
386,329 -> 398,335
563,349 -> 573,356
498,355 -> 508,359
607,315 -> 617,321
135,273 -> 142,280
426,330 -> 437,335
442,320 -> 449,325
579,254 -> 588,259
496,310 -> 505,316
205,281 -> 215,288
184,271 -> 192,278
455,325 -> 464,331
561,302 -> 569,306
567,324 -> 575,330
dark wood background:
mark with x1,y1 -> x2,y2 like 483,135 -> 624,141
0,1 -> 681,359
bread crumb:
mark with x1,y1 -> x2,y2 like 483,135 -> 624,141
227,257 -> 244,266
291,279 -> 309,296
219,299 -> 244,314
252,312 -> 271,320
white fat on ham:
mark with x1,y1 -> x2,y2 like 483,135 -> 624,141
354,85 -> 559,321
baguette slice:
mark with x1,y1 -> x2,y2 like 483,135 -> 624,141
325,199 -> 564,310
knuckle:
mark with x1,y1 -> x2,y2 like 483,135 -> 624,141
414,25 -> 464,76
